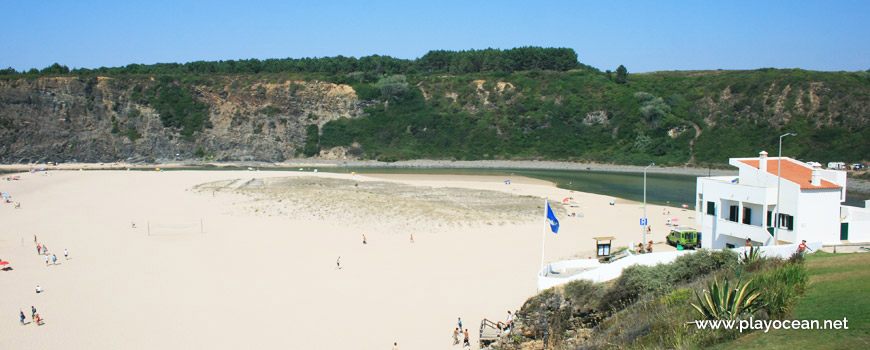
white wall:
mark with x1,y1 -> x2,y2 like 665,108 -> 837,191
796,189 -> 843,244
841,205 -> 870,243
697,176 -> 778,248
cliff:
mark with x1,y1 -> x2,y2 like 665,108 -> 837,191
2,66 -> 869,165
0,76 -> 372,163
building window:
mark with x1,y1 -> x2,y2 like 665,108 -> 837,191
729,205 -> 739,223
767,211 -> 772,227
726,243 -> 736,249
743,207 -> 752,225
707,201 -> 715,216
777,213 -> 795,231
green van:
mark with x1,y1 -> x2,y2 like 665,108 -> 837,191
666,227 -> 701,249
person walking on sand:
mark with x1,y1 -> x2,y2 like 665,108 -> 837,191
20,310 -> 26,325
52,254 -> 57,265
453,327 -> 460,345
37,244 -> 41,255
64,249 -> 68,260
31,306 -> 36,321
34,313 -> 42,326
362,234 -> 367,245
410,233 -> 414,243
463,328 -> 470,347
36,285 -> 43,294
336,256 -> 341,269
34,234 -> 37,243
45,255 -> 49,266
458,317 -> 462,330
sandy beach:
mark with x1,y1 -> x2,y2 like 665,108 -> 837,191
0,169 -> 693,349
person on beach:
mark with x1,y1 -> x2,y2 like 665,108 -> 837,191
362,234 -> 367,245
52,254 -> 57,265
336,256 -> 341,269
453,327 -> 460,345
647,240 -> 653,253
20,310 -> 26,325
463,329 -> 470,347
34,235 -> 37,243
36,285 -> 43,293
37,244 -> 41,255
458,317 -> 462,330
43,245 -> 48,255
64,249 -> 68,260
410,233 -> 414,243
131,222 -> 136,228
31,306 -> 36,321
45,255 -> 49,266
392,342 -> 399,350
34,313 -> 42,326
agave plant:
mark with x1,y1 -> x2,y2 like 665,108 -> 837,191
691,277 -> 761,320
740,245 -> 762,265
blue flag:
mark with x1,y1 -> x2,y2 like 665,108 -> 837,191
546,202 -> 560,233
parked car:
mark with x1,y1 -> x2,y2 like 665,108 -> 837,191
666,227 -> 701,249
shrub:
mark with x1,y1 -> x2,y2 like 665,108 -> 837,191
751,261 -> 808,318
740,245 -> 762,265
600,249 -> 737,311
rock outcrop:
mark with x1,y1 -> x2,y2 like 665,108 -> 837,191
0,76 -> 373,163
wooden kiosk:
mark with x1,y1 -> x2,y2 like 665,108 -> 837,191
593,236 -> 614,257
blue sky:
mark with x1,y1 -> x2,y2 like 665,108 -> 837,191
2,0 -> 868,73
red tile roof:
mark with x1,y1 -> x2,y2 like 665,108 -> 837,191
739,159 -> 841,189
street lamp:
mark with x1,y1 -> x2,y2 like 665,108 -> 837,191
643,162 -> 654,247
774,131 -> 797,246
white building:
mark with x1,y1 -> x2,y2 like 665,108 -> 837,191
695,151 -> 855,248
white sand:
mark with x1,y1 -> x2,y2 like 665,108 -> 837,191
0,169 -> 693,349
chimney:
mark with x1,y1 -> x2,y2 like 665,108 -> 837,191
759,151 -> 768,172
811,164 -> 821,186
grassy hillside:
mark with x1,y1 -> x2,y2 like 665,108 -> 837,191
321,68 -> 870,165
709,252 -> 870,350
501,251 -> 867,350
4,48 -> 869,165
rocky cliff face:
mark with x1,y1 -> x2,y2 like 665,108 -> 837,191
0,76 -> 372,163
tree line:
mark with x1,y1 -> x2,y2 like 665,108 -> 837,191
0,47 -> 592,77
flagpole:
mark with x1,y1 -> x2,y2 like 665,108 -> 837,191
541,197 -> 547,273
